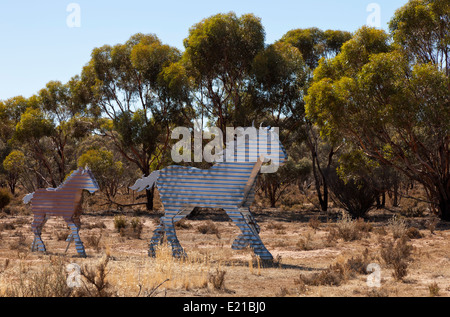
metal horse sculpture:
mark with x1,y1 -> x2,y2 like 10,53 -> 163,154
23,167 -> 99,257
130,127 -> 287,260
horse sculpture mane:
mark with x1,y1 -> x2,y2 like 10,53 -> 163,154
24,167 -> 99,257
131,126 -> 287,260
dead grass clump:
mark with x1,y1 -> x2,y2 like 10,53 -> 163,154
115,216 -> 143,239
208,268 -> 227,291
56,230 -> 70,241
388,215 -> 408,239
425,217 -> 439,234
428,282 -> 440,297
197,221 -> 220,238
84,221 -> 106,230
266,222 -> 286,231
5,257 -> 73,297
297,231 -> 323,251
327,214 -> 372,242
9,232 -> 27,251
175,218 -> 192,229
296,249 -> 373,288
296,263 -> 346,287
0,259 -> 10,273
0,222 -> 15,230
85,232 -> 103,251
113,215 -> 127,232
380,237 -> 413,281
308,216 -> 321,231
405,227 -> 423,239
78,255 -> 112,297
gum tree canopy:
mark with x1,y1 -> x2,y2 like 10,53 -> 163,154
305,0 -> 449,220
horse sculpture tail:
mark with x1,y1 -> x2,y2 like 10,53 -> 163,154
129,170 -> 161,192
23,192 -> 34,204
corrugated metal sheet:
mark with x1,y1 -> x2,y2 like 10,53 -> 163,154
139,128 -> 287,260
27,168 -> 99,257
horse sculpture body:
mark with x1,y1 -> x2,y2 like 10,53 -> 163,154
23,167 -> 99,257
131,127 -> 287,260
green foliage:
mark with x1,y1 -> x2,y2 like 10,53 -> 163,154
3,150 -> 25,174
327,167 -> 380,218
183,12 -> 266,128
389,0 -> 449,73
13,108 -> 55,142
305,13 -> 449,219
280,27 -> 352,70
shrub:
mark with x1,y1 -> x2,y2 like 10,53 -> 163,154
428,282 -> 440,297
0,188 -> 11,211
208,268 -> 227,291
380,237 -> 413,281
197,221 -> 220,238
387,215 -> 408,239
326,169 -> 379,218
296,249 -> 373,287
113,215 -> 127,232
327,213 -> 372,242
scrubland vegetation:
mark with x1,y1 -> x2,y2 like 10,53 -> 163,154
0,0 -> 448,297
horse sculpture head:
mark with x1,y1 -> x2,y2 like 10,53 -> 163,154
64,166 -> 100,193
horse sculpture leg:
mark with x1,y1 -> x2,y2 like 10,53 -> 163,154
64,216 -> 86,257
148,208 -> 193,258
231,208 -> 261,249
31,214 -> 48,253
225,208 -> 273,260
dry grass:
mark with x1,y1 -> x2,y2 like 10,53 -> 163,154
0,200 -> 449,297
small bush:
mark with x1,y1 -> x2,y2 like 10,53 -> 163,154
327,214 -> 372,242
197,221 -> 220,238
175,218 -> 192,229
118,217 -> 143,239
428,282 -> 440,297
208,268 -> 227,291
113,215 -> 127,232
79,255 -> 112,297
380,237 -> 413,281
326,169 -> 378,218
308,216 -> 321,231
388,216 -> 408,239
0,189 -> 11,210
405,227 -> 422,239
296,249 -> 373,288
296,263 -> 346,287
85,232 -> 103,251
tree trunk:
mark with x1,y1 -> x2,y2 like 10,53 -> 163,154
145,186 -> 155,211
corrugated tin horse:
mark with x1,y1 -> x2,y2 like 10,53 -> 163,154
131,127 -> 287,260
23,167 -> 99,257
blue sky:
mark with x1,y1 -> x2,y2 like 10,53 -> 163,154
0,0 -> 408,100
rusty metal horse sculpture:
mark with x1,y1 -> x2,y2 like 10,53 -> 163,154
23,167 -> 99,257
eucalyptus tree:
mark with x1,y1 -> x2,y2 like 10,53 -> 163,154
305,18 -> 449,220
80,33 -> 193,210
182,12 -> 266,132
278,27 -> 352,212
